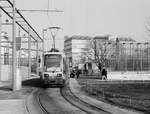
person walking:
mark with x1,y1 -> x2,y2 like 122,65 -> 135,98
101,67 -> 107,80
76,69 -> 80,79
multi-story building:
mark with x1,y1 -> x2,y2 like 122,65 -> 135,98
64,35 -> 91,67
64,35 -> 109,69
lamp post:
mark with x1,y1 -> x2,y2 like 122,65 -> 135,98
0,9 -> 2,80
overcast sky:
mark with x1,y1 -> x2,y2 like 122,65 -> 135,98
8,0 -> 150,50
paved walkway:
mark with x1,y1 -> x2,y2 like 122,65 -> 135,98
0,81 -> 28,114
0,99 -> 27,114
69,78 -> 144,114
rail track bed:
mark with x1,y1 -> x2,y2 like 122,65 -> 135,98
25,89 -> 50,114
60,85 -> 111,114
35,89 -> 50,114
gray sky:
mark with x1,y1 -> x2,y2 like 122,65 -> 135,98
14,0 -> 150,50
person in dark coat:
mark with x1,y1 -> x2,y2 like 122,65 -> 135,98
101,67 -> 107,79
76,69 -> 80,79
70,69 -> 75,78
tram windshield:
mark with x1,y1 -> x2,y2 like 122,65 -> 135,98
44,54 -> 62,71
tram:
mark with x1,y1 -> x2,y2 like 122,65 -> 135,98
42,51 -> 68,87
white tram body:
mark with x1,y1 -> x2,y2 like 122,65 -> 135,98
42,51 -> 67,87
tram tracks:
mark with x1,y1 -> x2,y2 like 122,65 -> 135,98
36,90 -> 50,114
60,85 -> 112,114
25,85 -> 111,114
25,88 -> 50,114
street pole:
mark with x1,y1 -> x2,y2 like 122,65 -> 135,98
18,27 -> 21,68
42,29 -> 45,54
148,43 -> 149,71
42,29 -> 45,75
0,9 -> 2,80
16,27 -> 22,90
133,43 -> 135,71
140,44 -> 143,71
145,43 -> 148,71
130,43 -> 133,71
116,38 -> 119,71
12,0 -> 17,91
94,39 -> 96,60
28,28 -> 31,79
36,41 -> 39,77
137,43 -> 140,72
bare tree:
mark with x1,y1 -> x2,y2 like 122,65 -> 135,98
81,38 -> 116,72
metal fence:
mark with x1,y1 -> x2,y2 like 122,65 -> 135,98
106,42 -> 150,71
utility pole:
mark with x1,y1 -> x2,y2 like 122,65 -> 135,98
116,38 -> 119,71
28,28 -> 31,79
94,39 -> 96,60
36,41 -> 39,77
12,0 -> 17,91
148,43 -> 149,70
42,29 -> 46,75
0,9 -> 2,81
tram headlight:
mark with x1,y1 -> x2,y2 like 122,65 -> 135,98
44,74 -> 49,78
57,73 -> 62,77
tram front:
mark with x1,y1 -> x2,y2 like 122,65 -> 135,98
43,52 -> 65,87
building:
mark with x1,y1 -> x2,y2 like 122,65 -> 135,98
64,35 -> 109,71
64,35 -> 91,67
1,32 -> 11,65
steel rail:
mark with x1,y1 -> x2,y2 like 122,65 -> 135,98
60,86 -> 112,114
36,89 -> 50,114
24,88 -> 49,114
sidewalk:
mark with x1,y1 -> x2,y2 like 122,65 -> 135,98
0,81 -> 30,114
69,78 -> 144,114
0,99 -> 27,114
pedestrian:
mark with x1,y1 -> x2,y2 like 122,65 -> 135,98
70,69 -> 75,78
76,69 -> 80,79
101,67 -> 107,80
